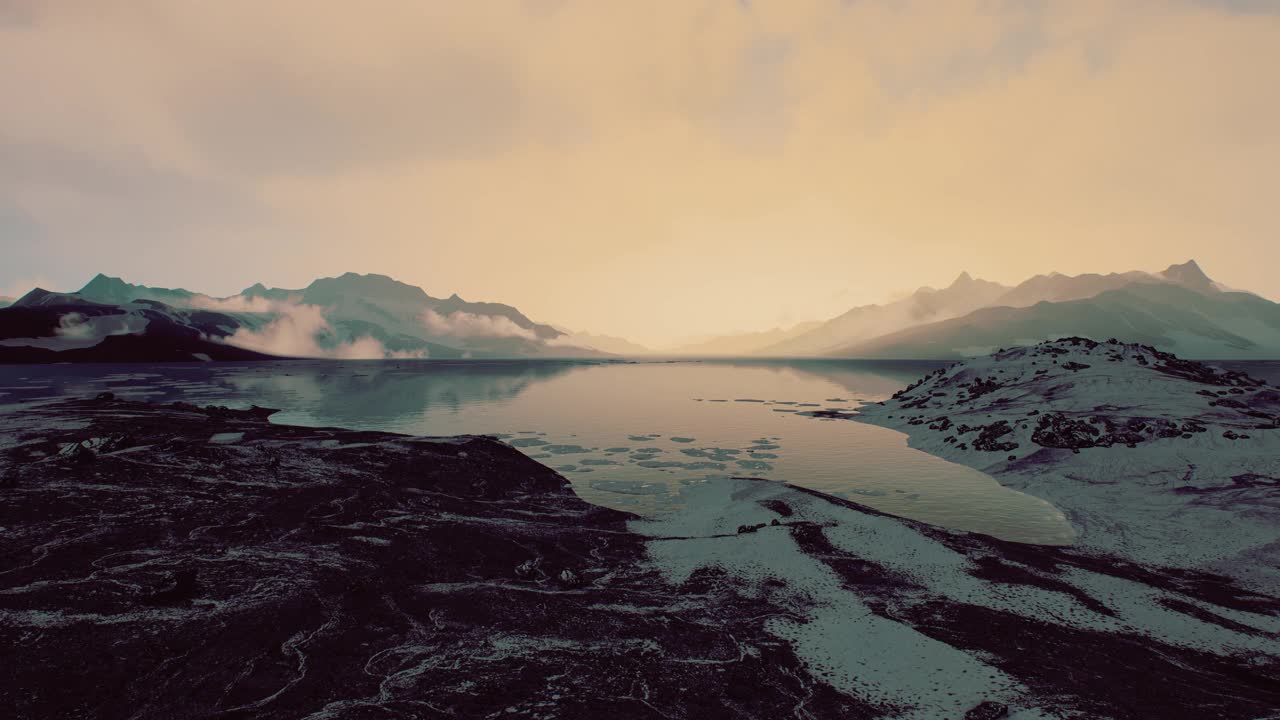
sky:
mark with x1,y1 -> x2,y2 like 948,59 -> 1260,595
2,0 -> 1278,347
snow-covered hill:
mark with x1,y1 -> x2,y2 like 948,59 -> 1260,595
841,337 -> 1280,590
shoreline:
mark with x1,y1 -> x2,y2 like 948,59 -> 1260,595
842,338 -> 1280,593
2,393 -> 1277,718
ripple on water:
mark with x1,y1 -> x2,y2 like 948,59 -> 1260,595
544,444 -> 592,455
680,447 -> 741,462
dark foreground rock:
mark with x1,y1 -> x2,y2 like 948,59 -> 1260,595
2,397 -> 1279,719
0,398 -> 866,719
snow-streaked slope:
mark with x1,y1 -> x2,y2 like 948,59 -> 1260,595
634,475 -> 1279,718
624,339 -> 1280,716
845,337 -> 1280,589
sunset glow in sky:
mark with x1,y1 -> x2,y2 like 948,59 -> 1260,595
3,1 -> 1278,345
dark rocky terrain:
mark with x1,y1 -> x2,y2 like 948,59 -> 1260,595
0,398 -> 864,719
1,396 -> 1278,718
0,291 -> 276,364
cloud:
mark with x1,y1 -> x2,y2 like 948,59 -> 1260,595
420,308 -> 538,340
54,312 -> 93,339
188,294 -> 289,314
223,302 -> 394,359
2,1 -> 1279,341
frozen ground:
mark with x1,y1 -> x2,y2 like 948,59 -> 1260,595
2,378 -> 1278,719
839,337 -> 1280,592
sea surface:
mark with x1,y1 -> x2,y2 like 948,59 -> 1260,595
19,356 -> 1267,545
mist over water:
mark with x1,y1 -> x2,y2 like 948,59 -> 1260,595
0,358 -> 1085,544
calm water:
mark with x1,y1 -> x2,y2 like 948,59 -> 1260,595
0,359 -> 1083,543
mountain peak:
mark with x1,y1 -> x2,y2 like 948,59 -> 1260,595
301,272 -> 431,305
13,287 -> 105,308
1160,259 -> 1214,291
950,271 -> 973,287
77,273 -> 138,303
81,273 -> 127,291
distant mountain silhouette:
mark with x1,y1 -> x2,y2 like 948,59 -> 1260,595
553,329 -> 651,356
1159,258 -> 1216,292
668,321 -> 823,355
3,260 -> 1272,362
991,271 -> 1152,307
828,280 -> 1280,360
988,260 -> 1221,308
759,272 -> 1011,356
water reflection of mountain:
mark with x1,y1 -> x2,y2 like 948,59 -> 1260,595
708,359 -> 946,400
223,360 -> 588,430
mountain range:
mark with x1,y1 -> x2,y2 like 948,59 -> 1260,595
669,260 -> 1279,360
1,260 -> 1277,362
0,273 -> 609,363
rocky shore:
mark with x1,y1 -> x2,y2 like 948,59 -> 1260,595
843,338 -> 1280,592
2,393 -> 1278,719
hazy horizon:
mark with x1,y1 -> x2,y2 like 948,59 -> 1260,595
4,2 -> 1280,346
